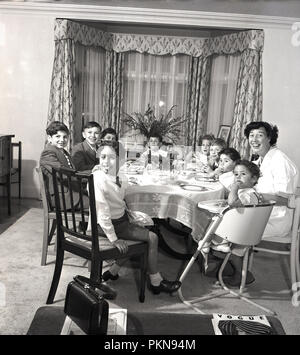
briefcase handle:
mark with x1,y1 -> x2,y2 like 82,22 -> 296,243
74,275 -> 117,300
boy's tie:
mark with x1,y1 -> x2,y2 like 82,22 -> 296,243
63,150 -> 75,169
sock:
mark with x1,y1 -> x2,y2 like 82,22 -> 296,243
201,253 -> 209,271
149,272 -> 163,286
109,263 -> 121,276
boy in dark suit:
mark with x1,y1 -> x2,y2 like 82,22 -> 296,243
39,121 -> 87,210
72,121 -> 102,172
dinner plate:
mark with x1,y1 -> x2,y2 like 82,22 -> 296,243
179,183 -> 208,191
127,167 -> 143,174
194,176 -> 216,182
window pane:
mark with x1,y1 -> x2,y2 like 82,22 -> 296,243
122,53 -> 189,144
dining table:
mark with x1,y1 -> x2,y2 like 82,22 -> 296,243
122,160 -> 225,259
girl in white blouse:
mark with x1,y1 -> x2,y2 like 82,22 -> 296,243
92,140 -> 181,295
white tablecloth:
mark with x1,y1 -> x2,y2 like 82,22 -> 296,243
125,172 -> 224,240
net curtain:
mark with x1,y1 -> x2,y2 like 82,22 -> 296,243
47,19 -> 264,151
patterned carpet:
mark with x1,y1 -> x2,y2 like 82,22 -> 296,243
0,208 -> 299,334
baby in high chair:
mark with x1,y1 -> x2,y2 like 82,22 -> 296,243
202,159 -> 262,255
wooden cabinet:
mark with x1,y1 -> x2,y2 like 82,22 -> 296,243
0,134 -> 15,215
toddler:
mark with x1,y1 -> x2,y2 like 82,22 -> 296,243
228,160 -> 262,206
222,160 -> 263,286
206,148 -> 241,186
202,159 -> 261,257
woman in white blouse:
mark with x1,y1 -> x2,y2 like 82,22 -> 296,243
244,121 -> 298,239
220,122 -> 298,287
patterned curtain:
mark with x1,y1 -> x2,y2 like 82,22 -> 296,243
102,51 -> 124,132
184,56 -> 212,147
48,20 -> 264,147
229,49 -> 263,158
47,39 -> 76,150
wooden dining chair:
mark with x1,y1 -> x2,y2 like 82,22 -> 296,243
38,167 -> 84,266
46,167 -> 148,304
178,201 -> 276,314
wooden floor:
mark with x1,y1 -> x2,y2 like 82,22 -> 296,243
0,197 -> 42,234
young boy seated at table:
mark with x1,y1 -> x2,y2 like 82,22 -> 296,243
200,138 -> 227,174
202,160 -> 262,284
91,140 -> 181,294
100,127 -> 118,142
205,148 -> 241,187
185,134 -> 214,170
72,121 -> 102,172
39,121 -> 89,209
139,133 -> 168,170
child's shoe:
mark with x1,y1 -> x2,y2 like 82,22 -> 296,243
201,241 -> 211,254
211,240 -> 231,253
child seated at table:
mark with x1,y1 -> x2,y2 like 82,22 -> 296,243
40,121 -> 89,210
185,134 -> 214,170
72,121 -> 102,172
100,127 -> 118,142
222,160 -> 263,286
92,140 -> 181,294
202,160 -> 262,258
200,138 -> 227,174
206,148 -> 241,186
139,133 -> 168,170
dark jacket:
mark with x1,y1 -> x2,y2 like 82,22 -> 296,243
72,140 -> 98,172
39,144 -> 82,210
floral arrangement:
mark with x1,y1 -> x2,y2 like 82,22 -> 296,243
122,105 -> 188,143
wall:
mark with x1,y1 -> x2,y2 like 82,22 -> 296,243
0,4 -> 299,199
0,13 -> 55,198
263,28 -> 300,176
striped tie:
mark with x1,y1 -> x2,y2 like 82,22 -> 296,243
63,150 -> 74,169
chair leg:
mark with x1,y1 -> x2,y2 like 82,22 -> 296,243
48,219 -> 57,245
18,177 -> 21,199
46,247 -> 64,304
90,259 -> 101,284
239,249 -> 250,294
218,252 -> 277,315
139,252 -> 147,303
7,178 -> 11,216
290,241 -> 297,294
41,218 -> 50,266
296,237 -> 300,282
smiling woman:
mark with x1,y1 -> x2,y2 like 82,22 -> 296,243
244,121 -> 299,239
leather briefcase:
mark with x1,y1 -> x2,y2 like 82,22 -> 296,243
64,275 -> 115,335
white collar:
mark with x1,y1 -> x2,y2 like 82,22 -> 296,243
86,140 -> 97,152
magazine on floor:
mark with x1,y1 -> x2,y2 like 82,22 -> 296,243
211,313 -> 276,335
